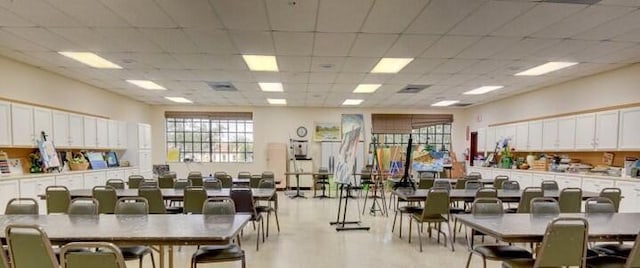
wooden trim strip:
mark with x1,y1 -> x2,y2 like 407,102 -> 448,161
0,96 -> 109,119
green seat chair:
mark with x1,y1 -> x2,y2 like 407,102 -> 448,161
114,197 -> 156,268
188,173 -> 204,187
158,174 -> 175,189
502,181 -> 520,191
313,167 -> 330,198
60,242 -> 127,268
559,187 -> 582,213
249,174 -> 263,188
465,198 -> 532,268
191,197 -> 245,268
5,198 -> 39,215
127,175 -> 144,189
106,179 -> 125,189
237,172 -> 252,180
0,239 -> 9,268
140,180 -> 158,188
502,217 -> 588,268
92,186 -> 117,214
203,179 -> 223,190
256,179 -> 280,237
5,224 -> 58,268
506,187 -> 543,213
530,197 -> 560,215
587,197 -> 631,258
218,175 -> 233,188
493,175 -> 509,189
392,186 -> 423,239
585,197 -> 616,214
465,180 -> 482,190
46,185 -> 71,214
418,178 -> 434,189
67,198 -> 99,215
540,180 -> 559,191
587,230 -> 640,268
213,171 -> 227,179
408,188 -> 455,252
600,187 -> 622,212
183,186 -> 208,214
174,179 -> 191,189
138,187 -> 181,214
230,189 -> 264,251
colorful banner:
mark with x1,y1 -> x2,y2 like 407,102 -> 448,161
333,127 -> 361,185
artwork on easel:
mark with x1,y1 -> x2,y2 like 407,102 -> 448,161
333,127 -> 361,185
341,114 -> 364,141
38,132 -> 61,172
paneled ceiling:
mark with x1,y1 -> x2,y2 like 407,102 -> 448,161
1,0 -> 640,108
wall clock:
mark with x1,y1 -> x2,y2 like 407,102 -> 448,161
296,126 -> 308,138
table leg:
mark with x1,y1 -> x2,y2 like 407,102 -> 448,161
168,246 -> 174,268
159,245 -> 165,268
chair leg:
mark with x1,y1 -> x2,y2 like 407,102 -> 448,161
392,209 -> 398,233
418,222 -> 423,252
465,251 -> 473,268
408,217 -> 412,244
266,212 -> 271,238
481,256 -> 486,268
399,212 -> 403,238
139,256 -> 143,268
447,221 -> 455,252
150,251 -> 156,268
262,219 -> 265,243
274,211 -> 280,233
241,254 -> 246,268
256,220 -> 260,251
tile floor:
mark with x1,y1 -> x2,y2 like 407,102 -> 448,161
135,192 -> 502,268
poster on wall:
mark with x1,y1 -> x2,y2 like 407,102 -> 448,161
341,114 -> 364,141
314,122 -> 341,141
333,127 -> 361,185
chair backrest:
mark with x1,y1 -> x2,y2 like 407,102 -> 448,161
183,186 -> 208,214
5,198 -> 39,215
493,175 -> 509,189
188,171 -> 202,176
92,186 -> 117,214
67,198 -> 99,215
530,197 -> 560,215
60,242 -> 127,268
5,224 -> 58,268
249,175 -> 263,188
114,197 -> 148,215
624,230 -> 640,268
137,187 -> 166,214
174,179 -> 191,189
188,174 -> 203,187
237,172 -> 251,180
258,179 -> 275,189
535,217 -> 588,267
517,187 -> 544,213
158,174 -> 175,189
317,167 -> 329,180
46,185 -> 70,214
475,187 -> 498,199
202,197 -> 236,215
105,179 -> 125,189
203,178 -> 223,190
218,174 -> 233,188
418,179 -> 434,190
127,175 -> 144,189
502,180 -> 520,191
471,198 -> 503,216
468,172 -> 482,179
465,180 -> 482,190
213,171 -> 227,179
541,180 -> 559,191
419,171 -> 437,179
585,197 -> 616,214
455,178 -> 467,190
262,171 -> 275,180
420,188 -> 450,220
230,189 -> 257,215
140,180 -> 158,188
600,187 -> 622,212
0,239 -> 9,268
359,168 -> 371,182
559,187 -> 582,213
433,179 -> 452,191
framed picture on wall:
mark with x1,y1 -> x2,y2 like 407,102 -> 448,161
314,122 -> 341,141
341,114 -> 365,141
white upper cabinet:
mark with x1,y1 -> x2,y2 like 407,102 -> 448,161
108,120 -> 128,149
528,120 -> 543,151
68,113 -> 84,147
595,110 -> 619,150
619,107 -> 640,150
11,103 -> 35,146
33,107 -> 53,142
485,127 -> 496,152
117,121 -> 128,149
503,124 -> 517,144
108,120 -> 118,148
575,113 -> 596,150
52,111 -> 70,147
96,118 -> 108,148
557,116 -> 576,150
542,119 -> 559,151
138,123 -> 151,149
83,116 -> 97,148
514,123 -> 528,151
0,101 -> 12,146
476,128 -> 486,152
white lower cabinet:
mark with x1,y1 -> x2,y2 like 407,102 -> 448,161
615,180 -> 640,212
511,172 -> 533,189
55,174 -> 84,190
124,168 -> 139,180
19,176 -> 56,214
106,170 -> 125,182
581,178 -> 614,193
555,175 -> 582,190
531,173 -> 554,188
0,180 -> 20,213
83,172 -> 106,189
491,170 -> 511,181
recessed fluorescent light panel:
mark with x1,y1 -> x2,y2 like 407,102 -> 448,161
515,61 -> 578,76
431,100 -> 459,107
463,86 -> 504,95
242,55 -> 279,72
353,84 -> 381,93
165,97 -> 193,103
58,52 -> 122,69
267,98 -> 286,105
258,82 -> 283,92
126,80 -> 166,90
370,58 -> 414,73
342,99 -> 363,106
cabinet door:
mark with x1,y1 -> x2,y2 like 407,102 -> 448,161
514,123 -> 528,151
124,168 -> 139,179
139,150 -> 152,174
96,118 -> 108,148
33,107 -> 53,142
117,121 -> 128,148
485,127 -> 496,152
52,111 -> 70,147
595,111 -> 619,150
0,180 -> 19,213
84,172 -> 106,189
531,173 -> 554,188
106,170 -> 125,181
19,176 -> 56,214
528,121 -> 543,151
575,113 -> 596,150
494,126 -> 506,143
557,116 -> 576,150
108,120 -> 118,148
11,103 -> 35,146
476,128 -> 486,152
68,113 -> 84,147
581,178 -> 614,193
542,119 -> 558,151
619,108 -> 640,150
615,181 -> 640,212
512,172 -> 533,189
503,124 -> 517,143
0,101 -> 12,146
555,176 -> 581,190
84,116 -> 97,148
55,174 -> 84,190
138,124 -> 151,149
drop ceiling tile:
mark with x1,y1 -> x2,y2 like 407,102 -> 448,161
184,28 -> 237,54
406,0 -> 484,34
93,28 -> 164,52
348,33 -> 399,57
273,32 -> 313,56
385,34 -> 439,58
156,0 -> 223,28
0,0 -> 80,27
173,53 -> 247,70
316,0 -> 373,32
567,40 -> 636,61
360,0 -> 428,33
277,56 -> 311,72
210,0 -> 270,30
572,9 -> 640,41
526,39 -> 599,61
491,38 -> 561,60
386,73 -> 422,84
310,56 -> 346,72
3,27 -> 78,51
400,58 -> 447,74
252,72 -> 281,82
0,7 -> 36,26
459,59 -> 513,75
438,74 -> 479,86
307,83 -> 332,92
431,59 -> 478,74
265,0 -> 317,31
492,3 -> 584,37
598,0 -> 640,6
531,5 -> 635,38
43,0 -> 128,27
114,52 -> 185,70
335,73 -> 366,83
140,28 -> 199,53
456,36 -> 520,59
591,44 -> 640,63
313,33 -> 357,56
100,0 -> 177,27
449,1 -> 535,36
341,57 -> 379,72
413,73 -> 450,85
421,36 -> 480,58
229,31 -> 275,54
331,83 -> 358,93
361,73 -> 392,84
0,28 -> 47,51
308,72 -> 337,83
280,72 -> 310,83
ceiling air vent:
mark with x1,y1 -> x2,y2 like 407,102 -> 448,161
207,81 -> 237,92
398,84 -> 430,94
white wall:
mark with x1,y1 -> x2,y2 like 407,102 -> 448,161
0,55 -> 151,123
149,105 -> 466,176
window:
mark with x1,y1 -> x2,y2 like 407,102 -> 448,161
372,123 -> 452,152
165,112 -> 253,163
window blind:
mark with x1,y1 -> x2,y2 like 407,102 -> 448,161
164,111 -> 252,120
371,113 -> 453,134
